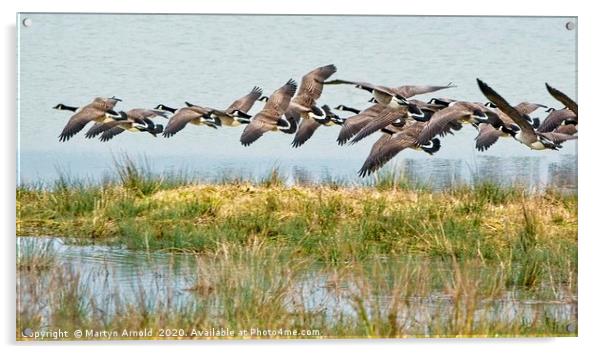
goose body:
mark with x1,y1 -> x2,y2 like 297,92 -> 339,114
415,101 -> 489,145
159,104 -> 218,138
85,108 -> 168,139
291,105 -> 344,147
188,86 -> 263,127
240,79 -> 298,146
477,79 -> 576,150
358,120 -> 441,177
56,97 -> 122,141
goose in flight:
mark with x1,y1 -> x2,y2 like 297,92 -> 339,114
324,80 -> 455,109
291,105 -> 345,147
56,96 -> 123,142
240,79 -> 298,146
546,83 -> 577,115
85,108 -> 168,140
415,100 -> 491,146
475,101 -> 546,151
285,64 -> 337,122
358,121 -> 441,177
477,79 -> 576,150
186,86 -> 263,127
158,104 -> 219,138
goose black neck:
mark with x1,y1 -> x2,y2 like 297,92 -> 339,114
62,104 -> 78,112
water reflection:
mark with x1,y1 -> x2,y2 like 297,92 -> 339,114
18,237 -> 577,331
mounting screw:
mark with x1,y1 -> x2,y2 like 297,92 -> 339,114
565,21 -> 575,31
22,18 -> 32,27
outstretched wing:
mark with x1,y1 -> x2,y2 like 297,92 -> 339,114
395,83 -> 456,98
475,124 -> 504,151
350,108 -> 408,144
226,86 -> 263,114
240,114 -> 274,146
546,83 -> 578,115
291,118 -> 321,148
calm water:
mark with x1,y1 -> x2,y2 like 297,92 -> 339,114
17,14 -> 577,188
17,237 -> 577,330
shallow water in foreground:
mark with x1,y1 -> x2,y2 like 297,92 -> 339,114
17,237 -> 577,337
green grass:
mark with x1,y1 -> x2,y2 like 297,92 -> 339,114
15,159 -> 577,339
17,243 -> 577,340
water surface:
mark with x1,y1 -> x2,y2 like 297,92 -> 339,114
17,14 -> 577,188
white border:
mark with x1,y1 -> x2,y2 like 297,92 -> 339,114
3,1 -> 600,353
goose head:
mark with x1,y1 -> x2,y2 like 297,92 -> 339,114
154,104 -> 177,114
428,98 -> 453,107
52,103 -> 78,112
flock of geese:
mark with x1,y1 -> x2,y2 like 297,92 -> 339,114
53,64 -> 578,177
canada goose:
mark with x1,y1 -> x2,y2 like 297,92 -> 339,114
475,101 -> 546,151
98,122 -> 164,142
240,79 -> 298,146
553,123 -> 578,136
291,105 -> 344,148
546,83 -> 578,115
324,80 -> 455,108
286,64 -> 337,113
415,101 -> 490,145
345,97 -> 448,145
96,114 -> 163,138
483,101 -> 542,128
158,104 -> 219,138
186,86 -> 263,127
358,121 -> 441,177
85,108 -> 168,139
477,79 -> 576,150
284,64 -> 338,124
348,106 -> 412,144
57,97 -> 123,142
335,104 -> 389,145
536,107 -> 577,134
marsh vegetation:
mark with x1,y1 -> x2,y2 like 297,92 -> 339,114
16,158 -> 577,339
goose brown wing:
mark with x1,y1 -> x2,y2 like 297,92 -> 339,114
291,118 -> 321,148
538,131 -> 578,144
415,107 -> 471,145
514,102 -> 547,115
295,64 -> 337,106
553,124 -> 578,135
358,133 -> 415,177
350,107 -> 408,144
477,79 -> 537,141
394,83 -> 456,98
240,112 -> 275,146
546,83 -> 578,115
58,106 -> 104,142
99,126 -> 126,142
323,79 -> 396,96
475,124 -> 504,151
336,104 -> 386,145
127,108 -> 169,119
264,79 -> 298,116
84,122 -> 108,139
538,109 -> 577,133
226,86 -> 263,114
162,108 -> 207,137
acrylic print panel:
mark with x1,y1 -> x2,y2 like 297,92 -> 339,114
16,13 -> 577,340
